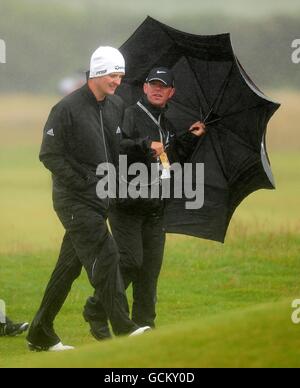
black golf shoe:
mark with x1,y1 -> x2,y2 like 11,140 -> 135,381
0,321 -> 29,337
87,320 -> 113,341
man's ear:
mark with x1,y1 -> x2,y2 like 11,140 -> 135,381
169,87 -> 176,99
143,83 -> 148,95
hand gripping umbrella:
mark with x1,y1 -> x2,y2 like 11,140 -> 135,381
117,16 -> 280,243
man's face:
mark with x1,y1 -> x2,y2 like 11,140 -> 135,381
94,72 -> 125,95
144,81 -> 175,108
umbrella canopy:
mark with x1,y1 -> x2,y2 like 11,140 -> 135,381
117,16 -> 280,243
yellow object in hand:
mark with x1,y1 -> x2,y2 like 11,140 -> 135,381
160,152 -> 171,170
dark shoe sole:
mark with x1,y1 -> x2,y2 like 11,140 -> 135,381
28,343 -> 50,352
84,317 -> 113,341
90,329 -> 113,342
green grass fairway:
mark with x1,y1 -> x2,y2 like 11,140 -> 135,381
1,300 -> 299,368
0,94 -> 300,368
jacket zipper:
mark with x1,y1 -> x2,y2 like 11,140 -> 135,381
92,257 -> 99,280
99,108 -> 110,207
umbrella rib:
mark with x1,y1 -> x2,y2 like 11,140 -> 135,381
172,78 -> 202,114
217,122 -> 261,154
206,60 -> 211,105
206,102 -> 270,125
170,99 -> 202,121
208,128 -> 229,181
158,22 -> 210,113
204,63 -> 234,123
184,55 -> 211,115
203,108 -> 213,124
151,23 -> 220,122
212,63 -> 235,113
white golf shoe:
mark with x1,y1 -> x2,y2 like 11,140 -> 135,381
28,341 -> 75,352
48,342 -> 75,352
129,326 -> 151,337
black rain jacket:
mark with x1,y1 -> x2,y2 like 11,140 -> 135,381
116,96 -> 199,215
39,84 -> 124,215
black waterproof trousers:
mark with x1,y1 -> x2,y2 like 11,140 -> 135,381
27,203 -> 137,348
84,208 -> 166,328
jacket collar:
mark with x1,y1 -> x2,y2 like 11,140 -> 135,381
139,96 -> 168,119
80,83 -> 107,108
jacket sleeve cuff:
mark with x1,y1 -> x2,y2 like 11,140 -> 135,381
144,138 -> 153,152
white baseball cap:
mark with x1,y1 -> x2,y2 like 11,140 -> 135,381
89,46 -> 125,79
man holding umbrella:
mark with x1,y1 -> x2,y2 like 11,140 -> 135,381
113,67 -> 206,328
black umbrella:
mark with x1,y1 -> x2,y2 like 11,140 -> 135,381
117,16 -> 280,243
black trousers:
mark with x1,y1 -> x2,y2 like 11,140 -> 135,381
84,208 -> 166,328
27,203 -> 137,347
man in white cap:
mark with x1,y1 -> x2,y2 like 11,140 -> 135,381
27,47 -> 150,352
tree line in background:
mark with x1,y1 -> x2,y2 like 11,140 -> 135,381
0,0 -> 299,93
